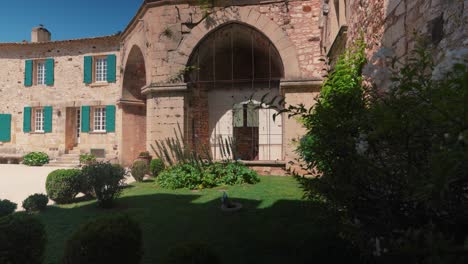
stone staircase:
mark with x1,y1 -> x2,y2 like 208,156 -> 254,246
45,148 -> 80,168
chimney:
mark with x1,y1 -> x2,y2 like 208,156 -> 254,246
31,25 -> 51,42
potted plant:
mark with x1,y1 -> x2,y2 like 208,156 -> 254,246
137,151 -> 152,164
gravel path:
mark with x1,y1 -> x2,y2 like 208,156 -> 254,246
0,164 -> 66,207
0,164 -> 135,209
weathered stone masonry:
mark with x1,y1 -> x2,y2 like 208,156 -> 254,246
0,36 -> 121,160
3,0 -> 462,169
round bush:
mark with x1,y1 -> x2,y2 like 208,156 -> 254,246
62,214 -> 142,264
23,152 -> 49,166
163,242 -> 221,264
45,169 -> 82,204
22,194 -> 48,213
0,212 -> 46,264
131,160 -> 148,182
150,159 -> 165,177
0,199 -> 17,218
81,162 -> 126,208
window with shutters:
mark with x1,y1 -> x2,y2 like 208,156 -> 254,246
84,55 -> 116,85
93,107 -> 106,132
34,108 -> 44,132
95,57 -> 107,82
36,61 -> 46,85
25,58 -> 54,87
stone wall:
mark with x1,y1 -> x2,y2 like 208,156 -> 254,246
121,0 -> 324,163
345,0 -> 467,80
0,37 -> 122,158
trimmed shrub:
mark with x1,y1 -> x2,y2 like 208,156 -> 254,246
163,242 -> 221,264
23,152 -> 49,166
81,162 -> 126,208
45,169 -> 82,204
0,199 -> 17,217
157,162 -> 259,189
0,212 -> 46,264
22,194 -> 48,213
131,160 -> 148,182
150,158 -> 165,177
62,214 -> 142,264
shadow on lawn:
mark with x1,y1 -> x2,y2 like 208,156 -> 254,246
39,193 -> 362,264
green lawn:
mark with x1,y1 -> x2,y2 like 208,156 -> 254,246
38,176 -> 358,264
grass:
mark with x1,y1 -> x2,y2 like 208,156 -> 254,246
38,176 -> 359,264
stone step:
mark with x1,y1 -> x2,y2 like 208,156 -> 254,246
44,163 -> 80,168
56,156 -> 80,160
48,161 -> 80,165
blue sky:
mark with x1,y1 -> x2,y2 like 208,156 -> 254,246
0,0 -> 143,42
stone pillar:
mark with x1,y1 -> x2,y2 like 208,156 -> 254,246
143,83 -> 188,156
280,79 -> 322,174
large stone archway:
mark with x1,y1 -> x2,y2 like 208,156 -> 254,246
175,7 -> 301,80
120,45 -> 147,166
185,22 -> 285,161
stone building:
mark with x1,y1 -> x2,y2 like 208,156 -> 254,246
0,0 -> 324,168
0,0 -> 465,168
320,0 -> 467,77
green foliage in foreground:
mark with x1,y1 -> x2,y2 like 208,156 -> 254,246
38,176 -> 361,264
0,199 -> 17,218
0,213 -> 46,264
157,162 -> 260,189
63,214 -> 142,264
162,242 -> 221,264
292,40 -> 468,263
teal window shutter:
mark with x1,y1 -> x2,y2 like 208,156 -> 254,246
45,58 -> 54,86
44,106 -> 53,133
0,114 -> 12,142
105,105 -> 116,132
23,107 -> 31,132
106,54 -> 116,83
84,56 -> 93,84
81,106 -> 90,132
25,60 -> 33,87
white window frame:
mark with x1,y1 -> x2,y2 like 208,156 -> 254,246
93,107 -> 106,132
34,108 -> 44,132
36,61 -> 46,85
95,57 -> 107,83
